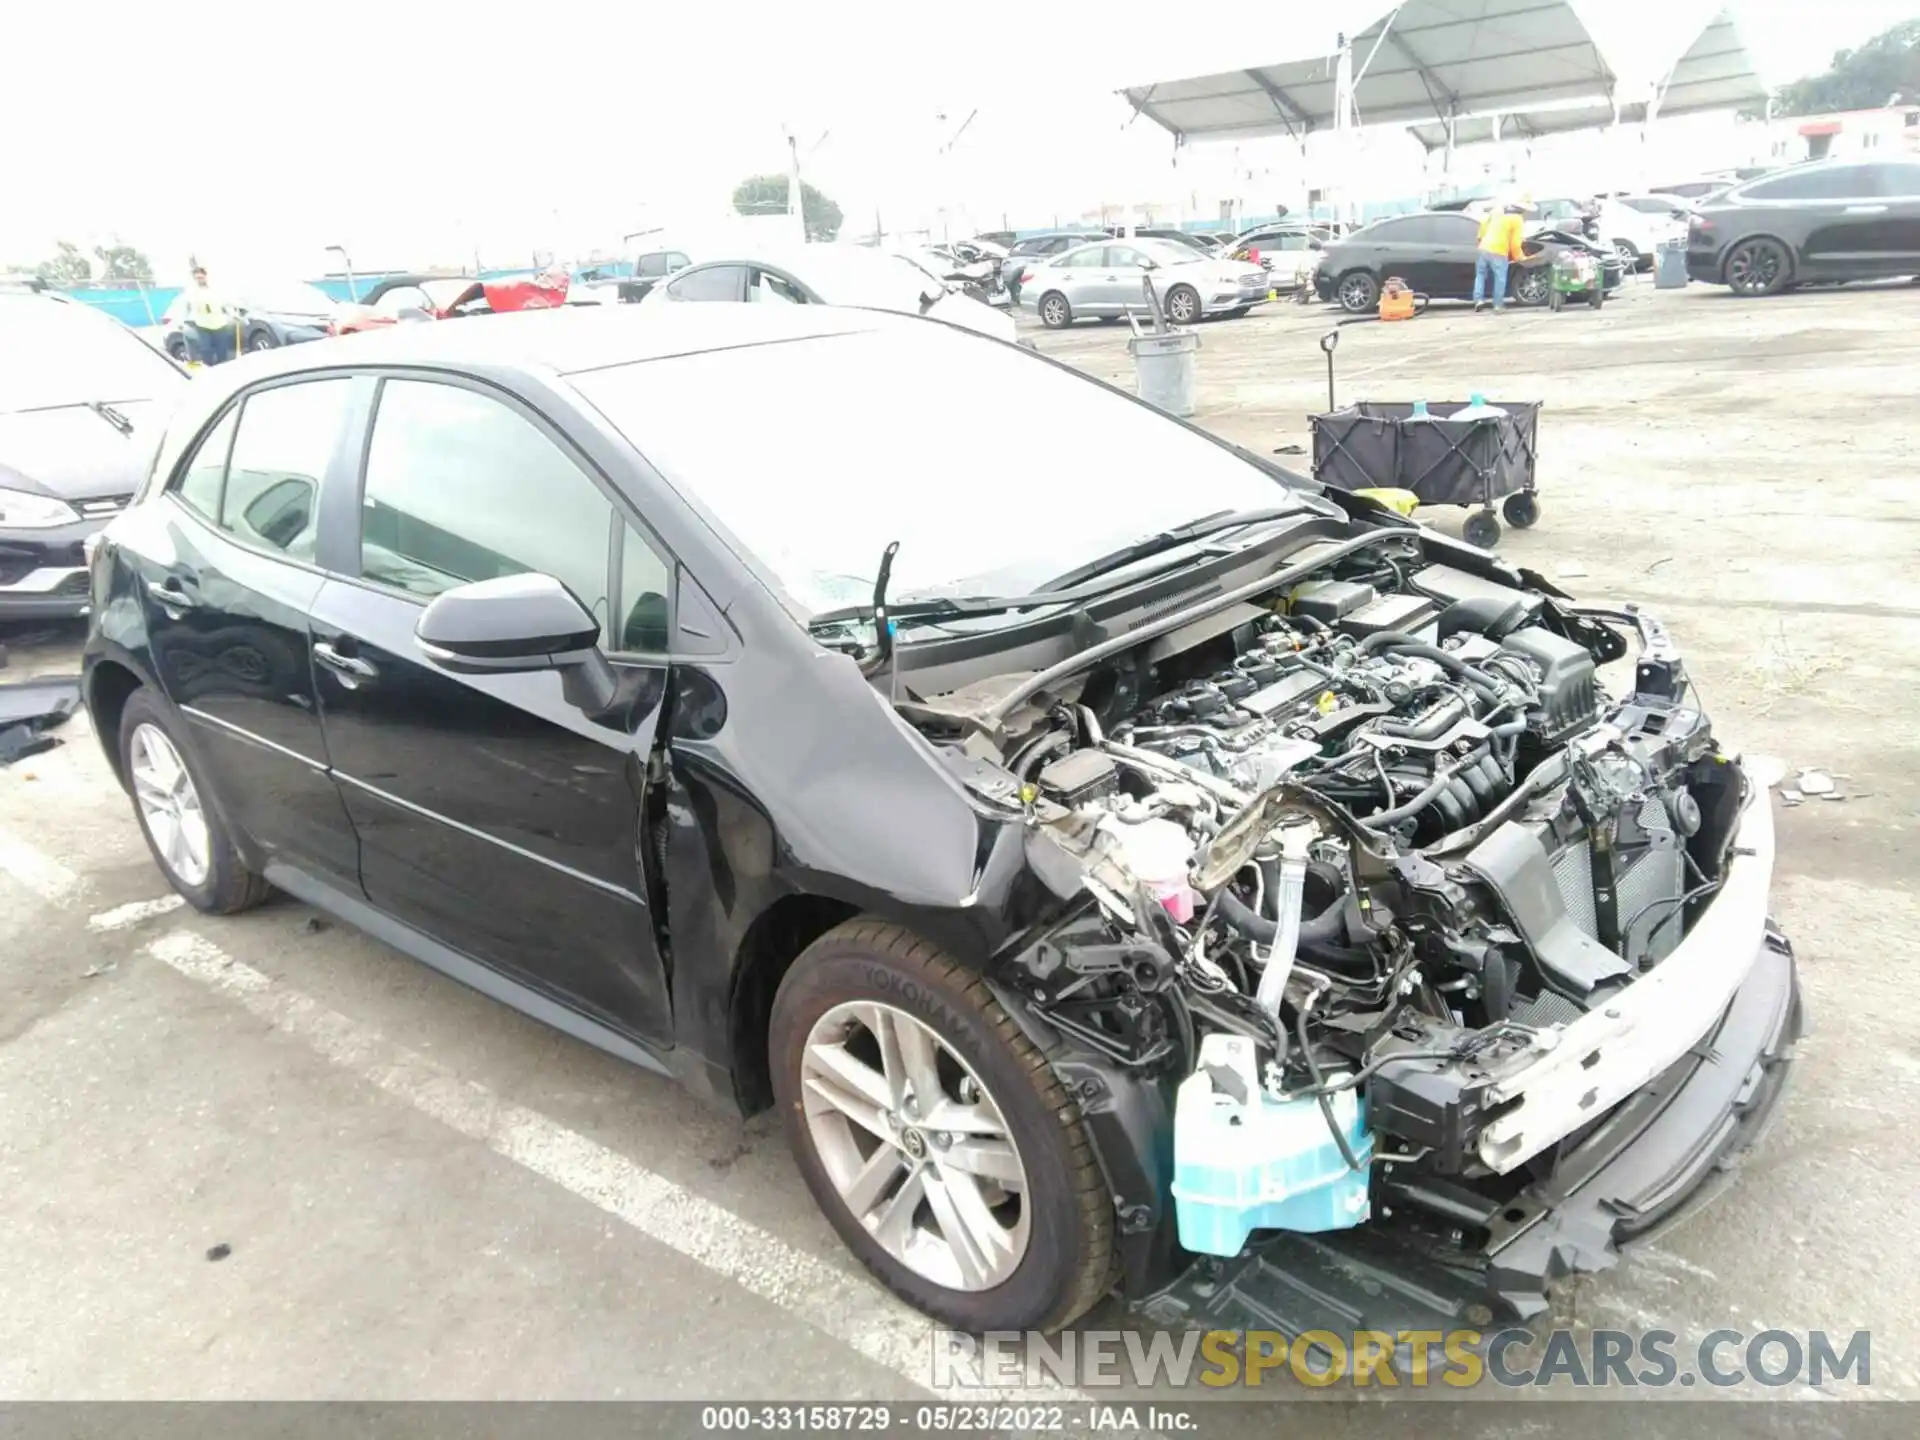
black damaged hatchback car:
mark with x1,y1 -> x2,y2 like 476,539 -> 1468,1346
84,304 -> 1798,1335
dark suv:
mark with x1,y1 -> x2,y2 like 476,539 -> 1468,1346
1687,158 -> 1920,295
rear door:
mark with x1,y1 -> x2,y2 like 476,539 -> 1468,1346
1048,244 -> 1113,312
136,377 -> 362,886
307,372 -> 677,1043
1737,165 -> 1883,274
1865,162 -> 1920,269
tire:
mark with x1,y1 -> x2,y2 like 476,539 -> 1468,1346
117,688 -> 272,914
1336,271 -> 1378,314
1512,266 -> 1549,307
771,919 -> 1114,1332
165,335 -> 189,363
246,329 -> 278,352
1725,238 -> 1791,297
1502,491 -> 1541,529
1038,291 -> 1073,329
1462,510 -> 1502,549
1612,241 -> 1640,270
1590,284 -> 1606,309
1164,284 -> 1201,324
1548,289 -> 1564,312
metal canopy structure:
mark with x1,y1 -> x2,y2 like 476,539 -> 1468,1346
1118,1 -> 1618,142
1402,8 -> 1766,149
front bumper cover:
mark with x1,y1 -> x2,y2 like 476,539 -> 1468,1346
1139,923 -> 1802,1333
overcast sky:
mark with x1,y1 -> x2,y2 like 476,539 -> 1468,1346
2,0 -> 1914,281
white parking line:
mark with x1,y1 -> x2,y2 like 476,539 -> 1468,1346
0,825 -> 83,903
143,930 -> 1083,1405
87,895 -> 187,932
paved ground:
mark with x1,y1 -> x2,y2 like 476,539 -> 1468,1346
3,279 -> 1916,1402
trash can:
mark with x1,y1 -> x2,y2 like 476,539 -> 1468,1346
1129,330 -> 1200,417
1655,238 -> 1689,290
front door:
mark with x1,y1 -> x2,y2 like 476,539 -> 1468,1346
134,377 -> 361,887
1426,214 -> 1484,298
309,374 -> 677,1043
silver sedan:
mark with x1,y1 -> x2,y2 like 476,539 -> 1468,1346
1015,239 -> 1272,328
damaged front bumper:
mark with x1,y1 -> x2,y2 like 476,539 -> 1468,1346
1139,920 -> 1802,1332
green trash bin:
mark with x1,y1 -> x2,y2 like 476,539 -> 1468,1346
1129,330 -> 1200,417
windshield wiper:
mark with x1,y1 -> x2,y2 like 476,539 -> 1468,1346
83,401 -> 135,436
1032,506 -> 1295,593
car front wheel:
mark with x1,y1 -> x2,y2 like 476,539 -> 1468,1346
771,920 -> 1114,1332
1513,265 -> 1550,306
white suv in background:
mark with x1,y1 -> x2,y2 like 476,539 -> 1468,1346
1597,196 -> 1691,271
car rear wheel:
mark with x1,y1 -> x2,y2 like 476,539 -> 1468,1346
118,688 -> 272,914
1725,238 -> 1791,297
1336,271 -> 1378,313
1038,291 -> 1073,328
771,919 -> 1114,1332
1164,284 -> 1200,324
1612,241 -> 1640,270
1513,265 -> 1550,306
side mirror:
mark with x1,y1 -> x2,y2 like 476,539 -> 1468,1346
415,573 -> 620,716
1138,256 -> 1159,272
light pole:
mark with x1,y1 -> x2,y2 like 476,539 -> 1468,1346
325,245 -> 356,302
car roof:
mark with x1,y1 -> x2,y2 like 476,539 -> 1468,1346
219,303 -> 902,382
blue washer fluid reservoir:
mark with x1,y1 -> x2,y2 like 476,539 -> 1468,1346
1172,1033 -> 1374,1257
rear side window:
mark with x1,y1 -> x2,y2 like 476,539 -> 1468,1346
168,380 -> 349,561
1740,167 -> 1874,201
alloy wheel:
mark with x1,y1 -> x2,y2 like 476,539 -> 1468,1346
1727,242 -> 1784,295
1040,295 -> 1067,327
129,722 -> 211,888
1515,267 -> 1548,305
1614,242 -> 1638,269
1339,275 -> 1375,311
800,1001 -> 1030,1292
1166,288 -> 1198,323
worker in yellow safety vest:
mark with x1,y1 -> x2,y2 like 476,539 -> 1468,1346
183,265 -> 236,365
1473,206 -> 1528,313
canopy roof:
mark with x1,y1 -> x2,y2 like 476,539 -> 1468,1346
1119,2 -> 1765,149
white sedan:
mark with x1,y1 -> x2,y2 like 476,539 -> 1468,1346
1015,238 -> 1272,328
641,245 -> 1016,343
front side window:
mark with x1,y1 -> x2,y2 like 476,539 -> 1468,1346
664,266 -> 747,302
358,379 -> 618,639
1059,247 -> 1108,268
751,270 -> 807,304
169,380 -> 348,560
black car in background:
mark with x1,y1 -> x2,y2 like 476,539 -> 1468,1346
2,293 -> 188,619
1312,211 -> 1623,312
998,231 -> 1106,302
1686,158 -> 1920,296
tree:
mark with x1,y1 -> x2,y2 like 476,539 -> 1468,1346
35,240 -> 92,286
1770,20 -> 1920,117
92,242 -> 153,286
732,173 -> 843,241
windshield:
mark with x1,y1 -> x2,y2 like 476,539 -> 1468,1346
571,325 -> 1300,617
0,298 -> 185,413
1131,239 -> 1205,266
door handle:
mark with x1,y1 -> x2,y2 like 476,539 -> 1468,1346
1844,205 -> 1888,215
313,641 -> 379,688
152,577 -> 201,617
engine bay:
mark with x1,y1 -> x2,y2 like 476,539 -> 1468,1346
930,533 -> 1756,1270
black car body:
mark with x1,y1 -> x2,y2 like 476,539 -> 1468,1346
1686,158 -> 1920,295
2,293 -> 188,619
81,305 -> 1798,1336
999,232 -> 1106,301
1313,212 -> 1624,312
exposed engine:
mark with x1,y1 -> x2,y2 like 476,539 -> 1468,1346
970,545 -> 1751,1264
